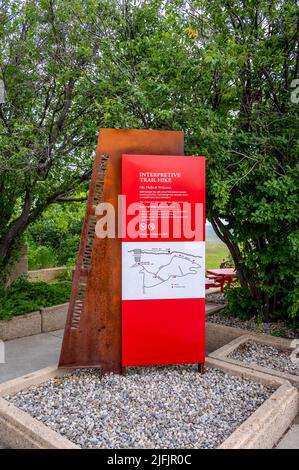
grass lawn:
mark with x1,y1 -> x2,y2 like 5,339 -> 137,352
206,242 -> 229,270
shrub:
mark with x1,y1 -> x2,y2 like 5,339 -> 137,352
27,202 -> 84,267
225,286 -> 261,321
56,234 -> 80,266
28,245 -> 58,270
0,278 -> 71,321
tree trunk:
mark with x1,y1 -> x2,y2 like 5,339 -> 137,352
211,217 -> 280,322
211,216 -> 248,287
211,217 -> 261,295
0,191 -> 32,284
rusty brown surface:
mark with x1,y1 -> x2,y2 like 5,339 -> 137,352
59,128 -> 184,372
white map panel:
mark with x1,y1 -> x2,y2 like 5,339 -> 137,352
122,241 -> 205,300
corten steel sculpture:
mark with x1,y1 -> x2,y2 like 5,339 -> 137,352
59,128 -> 184,373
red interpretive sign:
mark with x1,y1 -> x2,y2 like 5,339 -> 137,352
122,154 -> 206,369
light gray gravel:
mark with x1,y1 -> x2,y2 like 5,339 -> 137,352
207,313 -> 299,339
229,341 -> 299,376
5,365 -> 274,449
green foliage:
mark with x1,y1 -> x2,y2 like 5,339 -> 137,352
0,0 -> 114,279
226,287 -> 262,321
0,277 -> 71,320
187,1 -> 299,321
85,0 -> 298,321
256,314 -> 263,335
56,267 -> 74,282
57,234 -> 81,266
27,202 -> 84,267
0,0 -> 298,322
28,245 -> 57,270
271,329 -> 288,338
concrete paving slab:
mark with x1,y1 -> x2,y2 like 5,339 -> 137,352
276,425 -> 299,449
0,332 -> 62,384
47,330 -> 64,338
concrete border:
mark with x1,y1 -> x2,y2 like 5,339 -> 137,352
206,358 -> 298,448
205,321 -> 253,352
208,334 -> 299,386
28,267 -> 68,283
0,366 -> 78,449
41,303 -> 68,333
0,304 -> 69,341
0,312 -> 41,342
1,303 -> 225,342
0,397 -> 78,449
0,361 -> 297,449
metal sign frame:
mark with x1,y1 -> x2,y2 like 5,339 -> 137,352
59,128 -> 184,373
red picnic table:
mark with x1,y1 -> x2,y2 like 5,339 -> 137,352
206,268 -> 236,292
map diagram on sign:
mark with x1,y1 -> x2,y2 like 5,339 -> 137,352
129,248 -> 201,294
122,241 -> 205,300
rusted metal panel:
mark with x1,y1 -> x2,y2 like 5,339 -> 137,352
59,128 -> 184,372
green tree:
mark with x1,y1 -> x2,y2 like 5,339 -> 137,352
27,198 -> 86,267
0,0 -> 117,281
195,0 -> 299,320
0,0 -> 298,321
92,0 -> 299,320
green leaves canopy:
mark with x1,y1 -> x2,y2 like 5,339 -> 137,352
0,0 -> 298,320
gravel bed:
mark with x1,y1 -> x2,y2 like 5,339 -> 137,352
207,313 -> 299,339
228,341 -> 299,376
5,365 -> 274,449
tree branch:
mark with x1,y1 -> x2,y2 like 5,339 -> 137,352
55,196 -> 87,203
